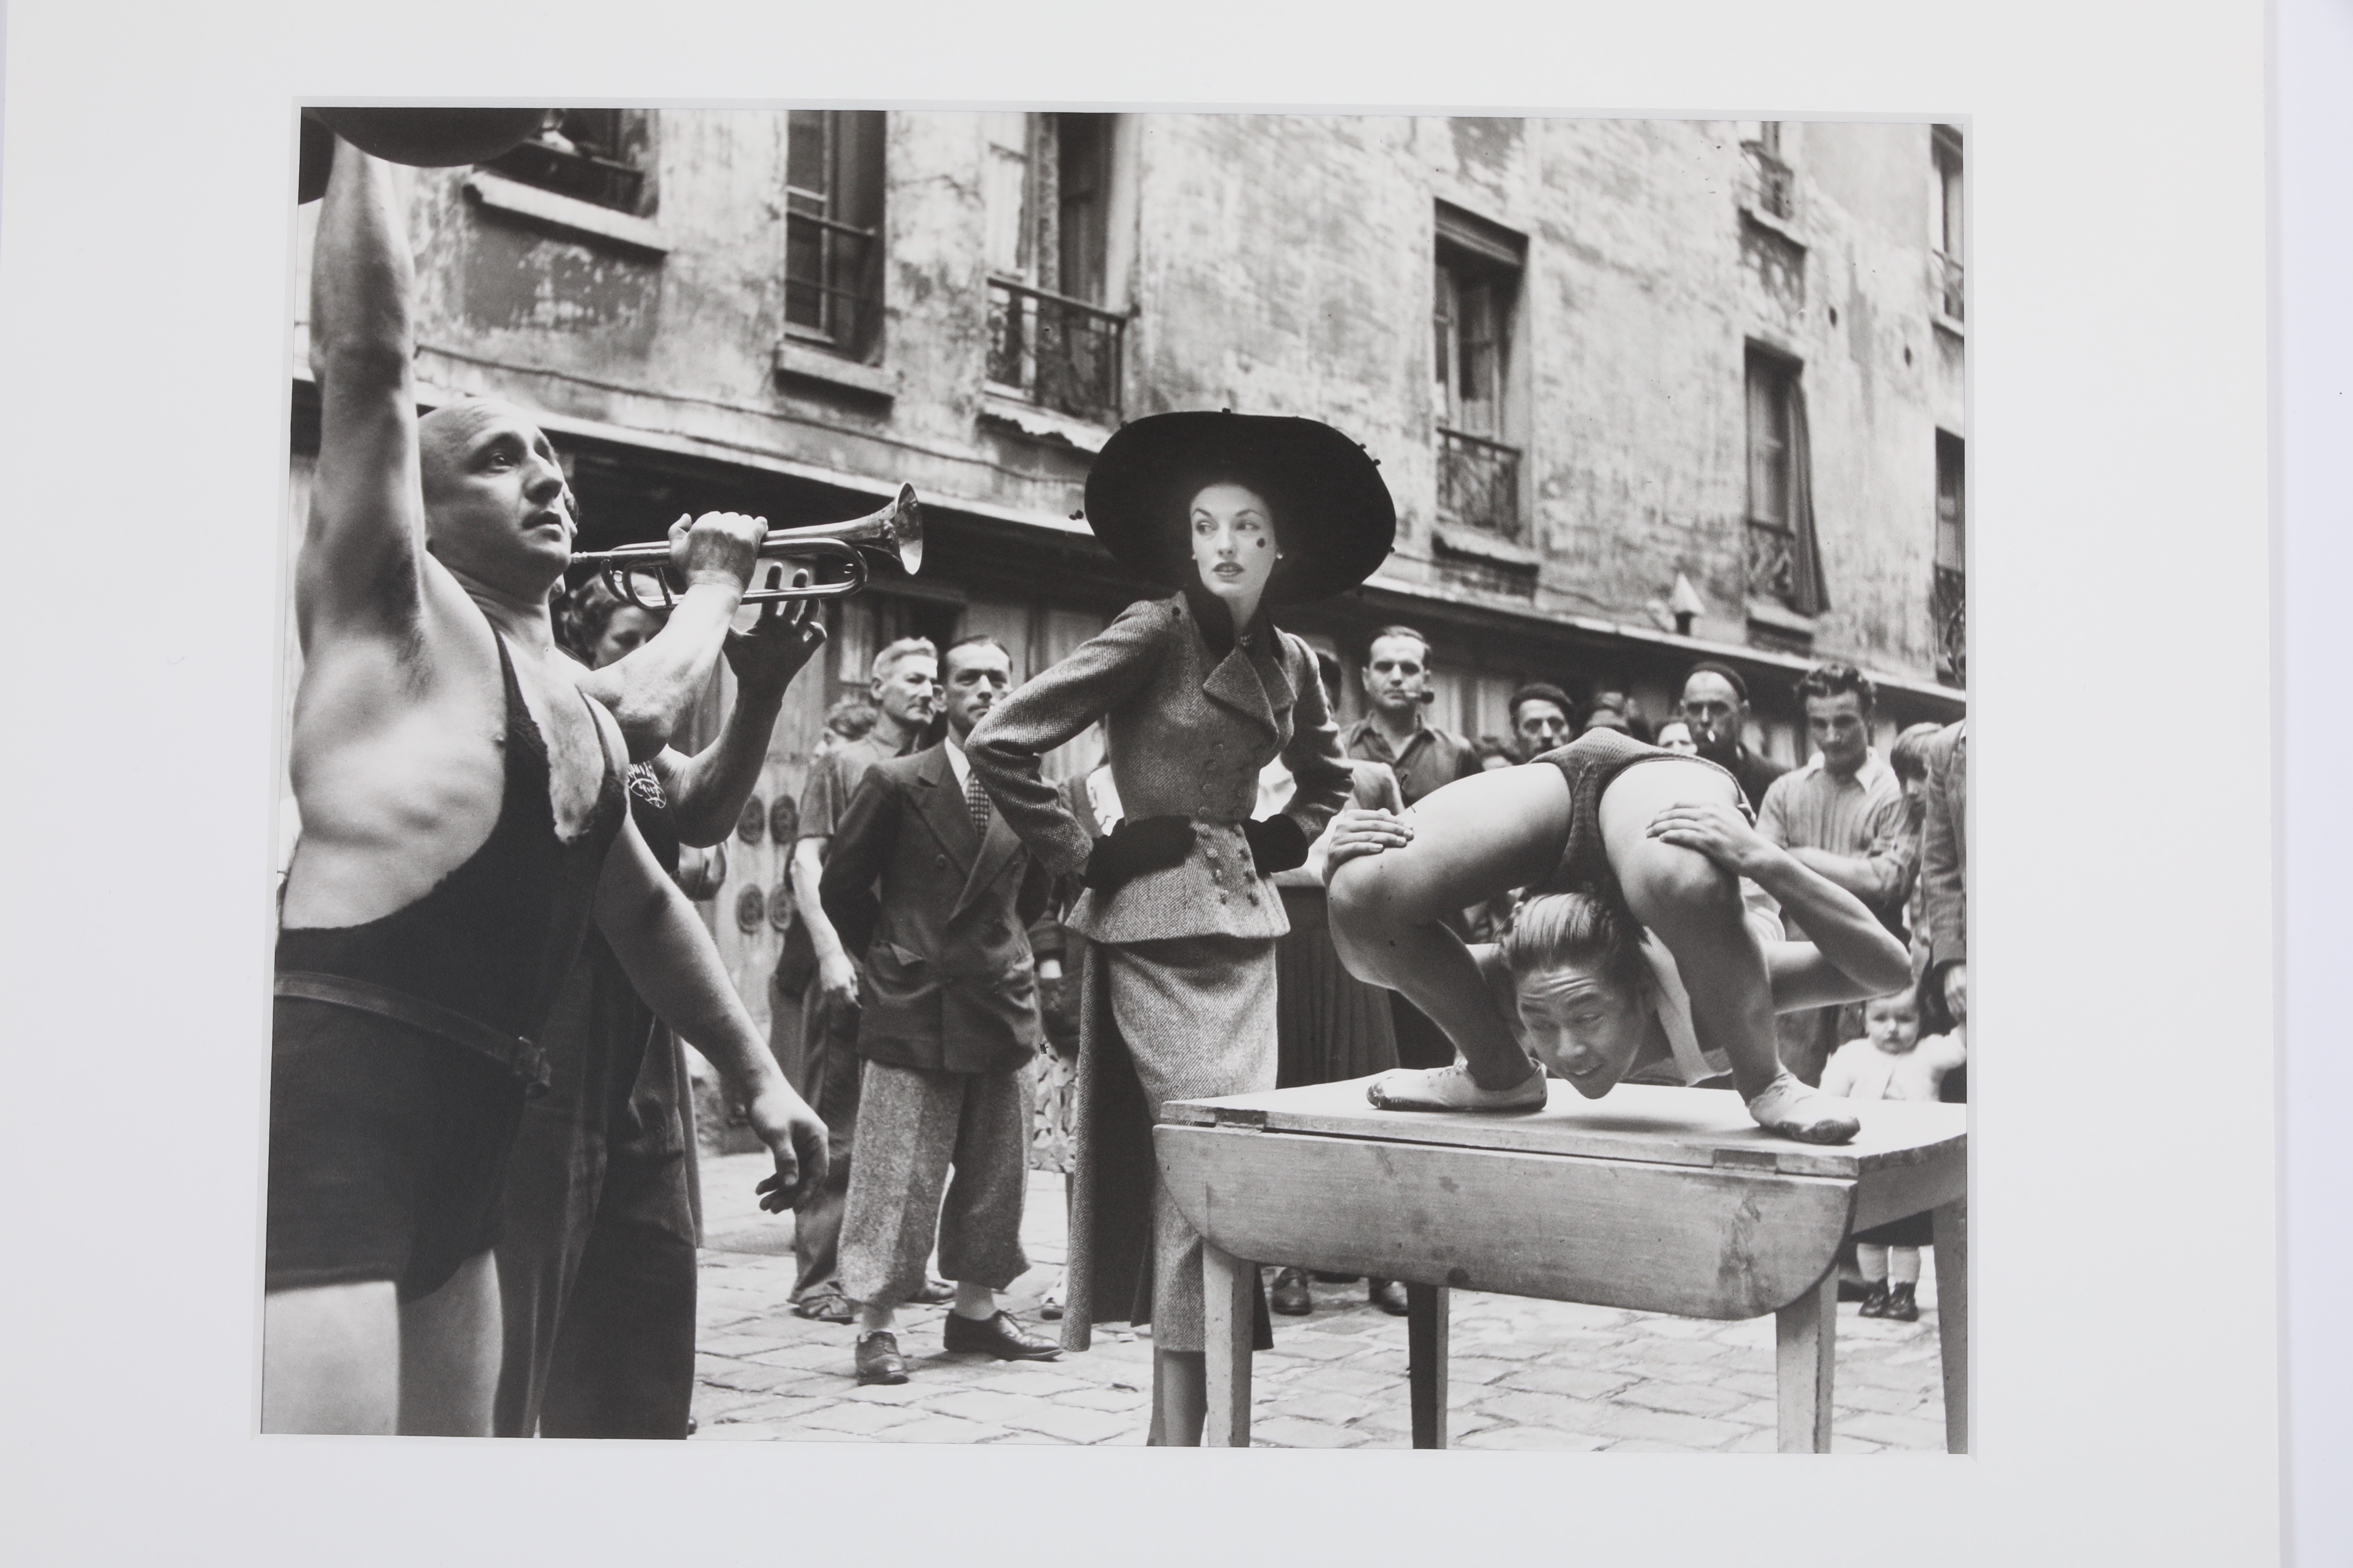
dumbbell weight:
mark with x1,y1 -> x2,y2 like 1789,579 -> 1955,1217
298,107 -> 551,202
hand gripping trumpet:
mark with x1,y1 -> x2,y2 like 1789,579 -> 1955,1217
571,483 -> 924,611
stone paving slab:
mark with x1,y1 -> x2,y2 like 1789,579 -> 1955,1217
687,1153 -> 1952,1452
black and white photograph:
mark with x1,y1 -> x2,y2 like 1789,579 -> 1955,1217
265,107 -> 1971,1450
0,0 -> 2308,1561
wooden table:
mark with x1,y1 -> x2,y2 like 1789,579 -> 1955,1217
1155,1079 -> 1968,1452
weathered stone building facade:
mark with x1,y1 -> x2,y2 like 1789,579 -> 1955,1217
284,110 -> 1968,1030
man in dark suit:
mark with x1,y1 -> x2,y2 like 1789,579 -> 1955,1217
820,635 -> 1060,1384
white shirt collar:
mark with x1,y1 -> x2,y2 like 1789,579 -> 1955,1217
943,731 -> 972,790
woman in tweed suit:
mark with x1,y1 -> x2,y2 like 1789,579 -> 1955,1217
966,411 -> 1395,1444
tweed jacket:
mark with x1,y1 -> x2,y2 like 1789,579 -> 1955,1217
817,743 -> 1053,1076
1920,719 -> 1967,971
966,589 -> 1354,945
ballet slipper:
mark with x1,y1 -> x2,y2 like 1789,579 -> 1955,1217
1366,1063 -> 1547,1113
1745,1072 -> 1861,1145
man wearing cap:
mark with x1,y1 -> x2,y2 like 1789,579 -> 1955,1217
1506,682 -> 1575,763
1678,660 -> 1789,812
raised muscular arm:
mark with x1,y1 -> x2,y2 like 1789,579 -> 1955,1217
298,137 -> 429,651
570,512 -> 771,760
648,589 -> 827,845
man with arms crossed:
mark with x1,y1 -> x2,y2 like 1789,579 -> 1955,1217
266,137 -> 824,1435
820,636 -> 1061,1383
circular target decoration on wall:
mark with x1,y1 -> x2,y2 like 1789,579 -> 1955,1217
734,885 -> 767,933
769,878 -> 796,932
736,794 -> 767,845
769,794 -> 799,846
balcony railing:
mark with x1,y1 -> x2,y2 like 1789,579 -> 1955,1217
1933,564 -> 1967,684
1747,520 -> 1802,610
1741,141 -> 1795,221
482,139 -> 646,213
1934,251 -> 1965,322
786,209 -> 880,357
1436,427 -> 1524,540
986,275 -> 1127,427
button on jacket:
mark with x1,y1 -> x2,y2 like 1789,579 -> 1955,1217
965,590 -> 1354,946
817,743 -> 1053,1076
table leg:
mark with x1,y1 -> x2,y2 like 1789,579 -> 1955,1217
1933,1198 -> 1969,1454
1775,1272 -> 1837,1452
1201,1241 -> 1254,1448
1405,1283 -> 1450,1449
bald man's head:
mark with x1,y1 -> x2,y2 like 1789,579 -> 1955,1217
414,396 -> 577,595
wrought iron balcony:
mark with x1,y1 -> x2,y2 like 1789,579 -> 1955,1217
1933,564 -> 1967,684
986,275 -> 1127,426
1747,520 -> 1801,610
1741,141 -> 1795,221
1436,427 -> 1524,540
1935,251 -> 1965,322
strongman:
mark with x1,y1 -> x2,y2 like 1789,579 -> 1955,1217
820,636 -> 1061,1383
266,134 -> 824,1435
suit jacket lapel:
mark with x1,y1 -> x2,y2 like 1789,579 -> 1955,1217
952,803 -> 1022,921
910,746 -> 980,870
1201,644 -> 1278,740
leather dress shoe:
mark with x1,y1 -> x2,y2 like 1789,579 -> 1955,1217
1884,1282 -> 1920,1322
942,1310 -> 1062,1361
909,1278 -> 956,1305
1271,1268 -> 1313,1315
855,1331 -> 909,1386
1367,1279 -> 1409,1316
1857,1283 -> 1891,1319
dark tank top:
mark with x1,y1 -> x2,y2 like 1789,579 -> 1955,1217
276,627 -> 628,1054
1526,729 -> 1749,913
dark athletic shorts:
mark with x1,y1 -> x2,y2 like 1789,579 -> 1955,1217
265,996 -> 527,1303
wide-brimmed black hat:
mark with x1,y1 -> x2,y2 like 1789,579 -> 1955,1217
1082,411 -> 1396,606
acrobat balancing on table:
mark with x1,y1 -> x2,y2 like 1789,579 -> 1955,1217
1322,728 -> 1915,1144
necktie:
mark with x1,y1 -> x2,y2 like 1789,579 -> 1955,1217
965,769 -> 992,836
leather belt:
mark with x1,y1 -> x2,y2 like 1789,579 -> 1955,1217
275,970 -> 551,1098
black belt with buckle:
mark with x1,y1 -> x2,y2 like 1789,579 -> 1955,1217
274,970 -> 551,1098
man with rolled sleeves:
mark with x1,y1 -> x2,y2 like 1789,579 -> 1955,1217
821,636 -> 1060,1383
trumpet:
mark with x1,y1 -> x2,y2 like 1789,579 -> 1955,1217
571,483 -> 924,611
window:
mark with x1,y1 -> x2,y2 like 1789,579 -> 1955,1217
1432,203 -> 1526,540
1933,125 -> 1964,321
482,109 -> 653,214
983,113 -> 1126,424
1744,346 -> 1828,617
786,110 -> 886,362
1934,429 -> 1966,683
1742,121 -> 1795,221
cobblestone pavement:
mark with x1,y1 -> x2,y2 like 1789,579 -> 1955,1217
688,1152 -> 1949,1451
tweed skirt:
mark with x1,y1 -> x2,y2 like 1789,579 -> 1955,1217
1063,933 -> 1278,1355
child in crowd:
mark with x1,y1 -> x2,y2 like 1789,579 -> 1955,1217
1819,985 -> 1967,1320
